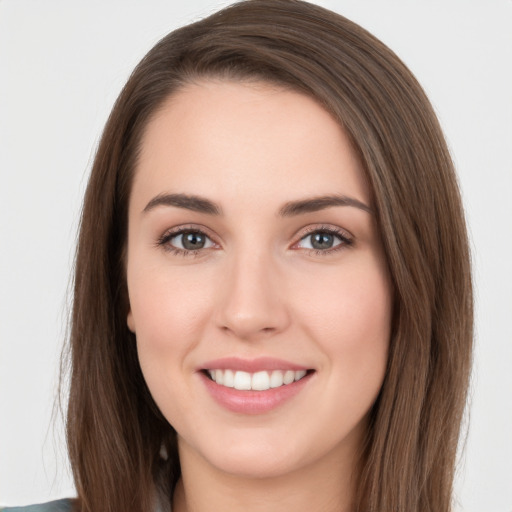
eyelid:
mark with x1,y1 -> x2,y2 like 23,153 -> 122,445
293,224 -> 353,243
158,223 -> 219,241
156,224 -> 221,255
156,223 -> 353,257
290,224 -> 354,252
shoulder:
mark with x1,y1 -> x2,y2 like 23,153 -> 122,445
0,499 -> 74,512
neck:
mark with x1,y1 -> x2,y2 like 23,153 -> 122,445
172,437 -> 359,512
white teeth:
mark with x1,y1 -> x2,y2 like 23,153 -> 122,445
223,369 -> 235,388
269,370 -> 284,388
283,370 -> 295,385
252,371 -> 270,391
234,371 -> 252,390
207,369 -> 308,391
294,370 -> 307,381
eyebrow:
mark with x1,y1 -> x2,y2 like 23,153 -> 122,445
143,193 -> 222,215
142,193 -> 372,216
279,195 -> 373,216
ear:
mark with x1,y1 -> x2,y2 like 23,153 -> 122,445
127,309 -> 136,333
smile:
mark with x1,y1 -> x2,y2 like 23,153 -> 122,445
199,357 -> 315,414
206,369 -> 308,391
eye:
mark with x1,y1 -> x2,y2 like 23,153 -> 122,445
295,227 -> 352,253
158,228 -> 216,255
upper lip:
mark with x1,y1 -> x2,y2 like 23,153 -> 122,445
199,357 -> 311,373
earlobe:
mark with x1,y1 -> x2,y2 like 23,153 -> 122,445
127,310 -> 136,333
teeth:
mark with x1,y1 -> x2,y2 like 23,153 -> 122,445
207,369 -> 308,391
223,369 -> 235,388
252,371 -> 270,391
283,370 -> 295,385
234,371 -> 252,390
270,370 -> 283,388
294,370 -> 307,381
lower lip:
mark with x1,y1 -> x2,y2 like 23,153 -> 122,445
199,371 -> 313,414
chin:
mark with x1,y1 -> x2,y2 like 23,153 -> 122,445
177,424 -> 311,479
180,419 -> 359,481
207,444 -> 306,479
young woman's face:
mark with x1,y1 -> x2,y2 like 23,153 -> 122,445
126,81 -> 392,479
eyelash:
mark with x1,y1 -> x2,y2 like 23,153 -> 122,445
156,225 -> 354,258
296,225 -> 353,256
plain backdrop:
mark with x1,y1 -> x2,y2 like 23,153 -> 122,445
1,1 -> 511,511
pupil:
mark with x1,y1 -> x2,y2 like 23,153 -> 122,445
182,232 -> 205,250
311,232 -> 333,250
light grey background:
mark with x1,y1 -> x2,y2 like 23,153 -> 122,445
1,1 -> 511,510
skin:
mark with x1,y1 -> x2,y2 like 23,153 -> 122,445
126,80 -> 393,512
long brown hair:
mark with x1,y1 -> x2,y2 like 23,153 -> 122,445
66,1 -> 473,511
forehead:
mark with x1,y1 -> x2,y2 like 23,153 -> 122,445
133,80 -> 369,211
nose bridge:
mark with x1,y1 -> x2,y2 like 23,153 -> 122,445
216,241 -> 289,340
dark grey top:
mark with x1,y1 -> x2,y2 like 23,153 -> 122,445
0,499 -> 72,512
0,497 -> 165,512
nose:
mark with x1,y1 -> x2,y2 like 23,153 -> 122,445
215,250 -> 291,341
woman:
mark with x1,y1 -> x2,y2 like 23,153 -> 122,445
2,0 -> 473,511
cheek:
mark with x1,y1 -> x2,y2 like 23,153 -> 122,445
127,262 -> 219,421
300,259 -> 391,440
127,261 -> 217,377
294,253 -> 392,382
